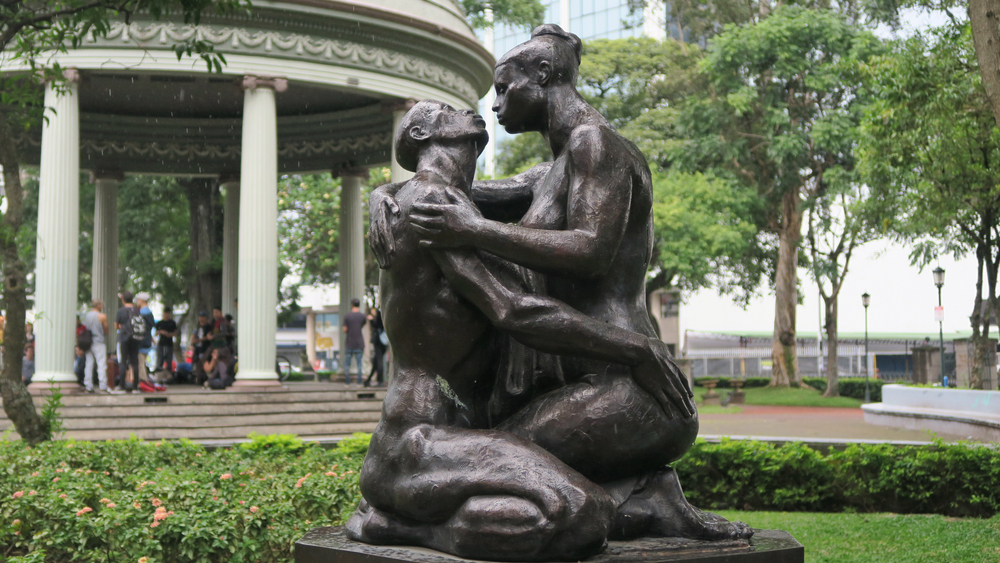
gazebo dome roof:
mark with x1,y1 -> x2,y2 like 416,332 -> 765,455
14,0 -> 495,175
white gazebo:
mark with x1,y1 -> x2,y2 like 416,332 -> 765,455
10,0 -> 494,388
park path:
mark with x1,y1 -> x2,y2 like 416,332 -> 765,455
698,405 -> 977,443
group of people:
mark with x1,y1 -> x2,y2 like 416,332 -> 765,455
341,298 -> 388,387
71,291 -> 237,393
73,291 -> 171,393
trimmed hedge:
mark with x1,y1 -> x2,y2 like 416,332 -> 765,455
3,435 -> 999,562
674,438 -> 1000,517
692,377 -> 771,389
803,377 -> 886,402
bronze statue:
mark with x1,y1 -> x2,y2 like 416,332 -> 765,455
347,24 -> 752,563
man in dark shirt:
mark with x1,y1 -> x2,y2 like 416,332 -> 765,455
154,307 -> 178,378
114,291 -> 141,392
342,298 -> 367,385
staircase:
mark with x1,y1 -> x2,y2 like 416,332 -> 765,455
0,382 -> 386,443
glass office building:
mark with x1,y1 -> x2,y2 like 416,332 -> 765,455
480,0 -> 669,175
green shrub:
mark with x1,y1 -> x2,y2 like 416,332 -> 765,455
0,437 -> 364,563
675,439 -> 1000,517
803,377 -> 885,401
692,377 -> 771,389
239,433 -> 307,456
3,434 -> 999,562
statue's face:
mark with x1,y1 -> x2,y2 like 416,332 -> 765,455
492,62 -> 546,134
425,102 -> 490,152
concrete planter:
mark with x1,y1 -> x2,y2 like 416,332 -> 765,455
862,384 -> 1000,441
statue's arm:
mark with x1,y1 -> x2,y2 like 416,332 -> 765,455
470,162 -> 551,222
430,249 -> 694,419
412,132 -> 628,278
369,182 -> 405,269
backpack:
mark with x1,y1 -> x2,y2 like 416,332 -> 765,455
76,324 -> 94,352
129,308 -> 147,341
77,325 -> 92,352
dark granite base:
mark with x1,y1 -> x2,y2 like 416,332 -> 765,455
295,527 -> 803,563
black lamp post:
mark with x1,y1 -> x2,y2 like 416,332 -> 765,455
862,292 -> 871,403
933,266 -> 946,385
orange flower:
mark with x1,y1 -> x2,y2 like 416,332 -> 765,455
150,498 -> 162,507
12,491 -> 23,499
76,507 -> 93,516
107,503 -> 117,508
52,477 -> 60,483
250,506 -> 259,513
220,473 -> 232,480
150,521 -> 159,528
139,557 -> 149,563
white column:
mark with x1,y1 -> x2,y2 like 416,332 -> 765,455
91,170 -> 121,318
234,75 -> 286,386
221,177 -> 240,318
33,70 -> 81,389
336,169 -> 367,355
560,0 -> 571,31
390,103 -> 416,183
482,16 -> 497,178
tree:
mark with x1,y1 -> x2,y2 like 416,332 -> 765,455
647,171 -> 761,303
674,6 -> 882,386
860,24 -> 1000,388
0,0 -> 246,444
804,181 -> 875,397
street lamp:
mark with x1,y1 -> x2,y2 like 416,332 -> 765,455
862,292 -> 871,403
933,266 -> 946,385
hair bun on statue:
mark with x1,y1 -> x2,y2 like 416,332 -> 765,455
531,24 -> 582,64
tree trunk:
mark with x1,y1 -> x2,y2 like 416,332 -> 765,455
0,116 -> 49,444
970,242 -> 987,389
822,295 -> 839,397
771,189 -> 802,387
183,178 -> 222,334
970,0 -> 1000,130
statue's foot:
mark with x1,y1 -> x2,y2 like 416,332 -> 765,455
346,498 -> 428,546
610,467 -> 753,542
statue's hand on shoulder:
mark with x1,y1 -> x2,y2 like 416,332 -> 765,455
370,183 -> 403,269
410,187 -> 484,249
633,339 -> 696,420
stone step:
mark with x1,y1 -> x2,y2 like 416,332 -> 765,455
47,421 -> 379,441
0,410 -> 384,431
27,388 -> 387,407
51,400 -> 383,418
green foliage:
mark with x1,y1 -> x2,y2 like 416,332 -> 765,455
804,376 -> 885,402
0,437 -> 365,562
238,433 -> 307,456
647,171 -> 763,302
461,0 -> 545,29
39,389 -> 64,441
335,433 -> 372,458
675,438 -> 1000,516
495,133 -> 550,177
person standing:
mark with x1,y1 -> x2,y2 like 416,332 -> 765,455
190,311 -> 213,383
135,293 -> 156,383
21,344 -> 34,384
154,307 -> 178,381
115,291 -> 142,392
341,298 -> 366,385
82,299 -> 112,393
365,307 -> 386,387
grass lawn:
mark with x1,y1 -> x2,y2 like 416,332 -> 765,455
739,385 -> 863,408
718,511 -> 1000,563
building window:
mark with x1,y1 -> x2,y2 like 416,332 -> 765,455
316,313 -> 339,333
660,292 -> 679,318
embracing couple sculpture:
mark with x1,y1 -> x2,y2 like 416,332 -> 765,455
346,24 -> 753,562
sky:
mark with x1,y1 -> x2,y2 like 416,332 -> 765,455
681,8 -> 978,341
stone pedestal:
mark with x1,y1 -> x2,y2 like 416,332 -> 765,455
911,346 -> 940,385
295,527 -> 803,563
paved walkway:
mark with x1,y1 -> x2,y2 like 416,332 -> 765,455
698,405 -> 979,443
